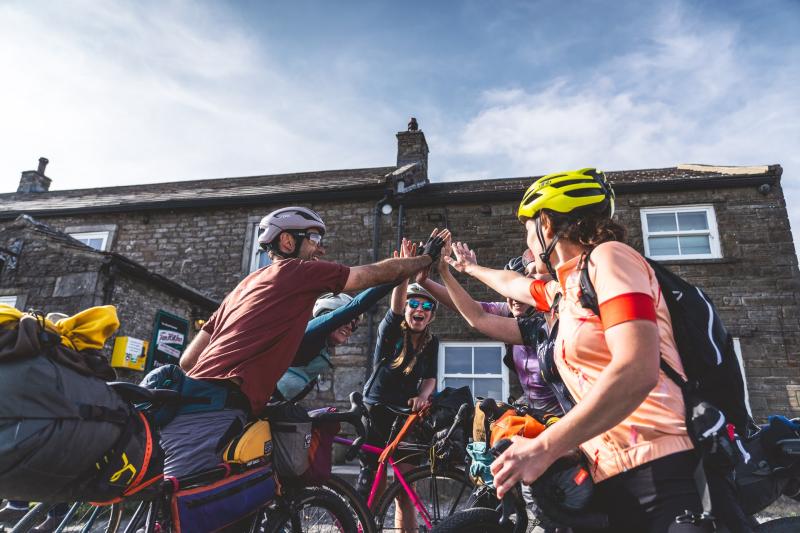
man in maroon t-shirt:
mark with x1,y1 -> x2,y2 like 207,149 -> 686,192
161,206 -> 446,476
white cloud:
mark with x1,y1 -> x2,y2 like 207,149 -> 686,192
0,0 -> 397,190
437,5 -> 800,258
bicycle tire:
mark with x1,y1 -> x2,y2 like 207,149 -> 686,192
262,487 -> 358,533
373,465 -> 474,532
755,516 -> 800,532
429,507 -> 511,533
9,503 -> 50,533
55,502 -> 123,533
318,474 -> 378,533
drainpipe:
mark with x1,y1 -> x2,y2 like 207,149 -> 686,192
396,202 -> 405,250
367,193 -> 391,376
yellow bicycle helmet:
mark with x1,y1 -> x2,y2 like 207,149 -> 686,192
517,168 -> 615,222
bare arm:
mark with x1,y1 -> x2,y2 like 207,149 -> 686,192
444,242 -> 537,307
410,378 -> 437,412
417,278 -> 457,311
391,277 -> 409,314
491,319 -> 661,497
438,262 -> 524,345
344,256 -> 431,292
179,330 -> 211,371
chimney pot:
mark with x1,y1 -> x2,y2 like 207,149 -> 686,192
17,156 -> 52,193
396,120 -> 428,181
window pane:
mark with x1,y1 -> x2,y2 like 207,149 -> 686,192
679,235 -> 711,255
256,250 -> 271,269
443,377 -> 472,394
646,213 -> 677,232
444,347 -> 472,373
473,378 -> 503,401
474,346 -> 502,374
87,238 -> 104,250
648,236 -> 679,256
677,211 -> 709,231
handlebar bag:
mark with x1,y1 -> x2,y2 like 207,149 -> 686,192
489,410 -> 547,447
170,465 -> 276,533
301,407 -> 341,483
223,420 -> 273,467
263,402 -> 313,479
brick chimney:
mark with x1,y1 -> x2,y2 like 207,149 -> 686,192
17,157 -> 52,193
395,117 -> 428,181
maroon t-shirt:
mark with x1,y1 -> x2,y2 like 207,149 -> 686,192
188,258 -> 350,412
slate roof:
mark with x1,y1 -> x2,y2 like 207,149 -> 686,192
4,215 -> 218,309
0,166 -> 395,217
0,164 -> 781,217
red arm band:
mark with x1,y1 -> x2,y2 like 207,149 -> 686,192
529,280 -> 550,311
599,292 -> 657,330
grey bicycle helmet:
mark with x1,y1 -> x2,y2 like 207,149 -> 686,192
258,206 -> 326,247
407,283 -> 437,310
313,293 -> 354,317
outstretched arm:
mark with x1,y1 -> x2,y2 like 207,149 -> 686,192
343,229 -> 449,292
438,248 -> 524,345
293,283 -> 396,366
445,242 -> 542,309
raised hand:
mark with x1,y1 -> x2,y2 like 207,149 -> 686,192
444,241 -> 479,273
418,228 -> 447,262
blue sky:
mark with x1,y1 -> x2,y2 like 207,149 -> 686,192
1,0 -> 798,252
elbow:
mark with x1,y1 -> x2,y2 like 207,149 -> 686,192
631,365 -> 659,399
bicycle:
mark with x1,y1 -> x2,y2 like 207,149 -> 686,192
10,386 -> 369,533
333,402 -> 474,532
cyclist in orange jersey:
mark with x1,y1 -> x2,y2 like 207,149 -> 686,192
445,169 -> 712,532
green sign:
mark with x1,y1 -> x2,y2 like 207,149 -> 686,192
145,310 -> 189,371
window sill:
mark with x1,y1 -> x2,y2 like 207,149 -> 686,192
649,257 -> 735,266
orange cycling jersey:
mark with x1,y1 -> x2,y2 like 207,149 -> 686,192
529,241 -> 693,482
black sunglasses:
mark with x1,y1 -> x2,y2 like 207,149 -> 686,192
294,231 -> 324,246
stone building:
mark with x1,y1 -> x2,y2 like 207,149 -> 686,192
1,126 -> 798,420
0,214 -> 218,377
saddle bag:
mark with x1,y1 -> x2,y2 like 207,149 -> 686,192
0,311 -> 160,502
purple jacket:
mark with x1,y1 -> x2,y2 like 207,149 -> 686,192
480,302 -> 560,414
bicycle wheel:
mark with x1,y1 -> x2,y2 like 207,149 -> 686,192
54,502 -> 123,533
11,502 -> 124,533
9,503 -> 49,533
755,516 -> 800,532
263,487 -> 357,533
429,507 -> 511,533
373,465 -> 474,532
318,475 -> 377,533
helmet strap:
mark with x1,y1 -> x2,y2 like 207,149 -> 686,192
536,216 -> 560,281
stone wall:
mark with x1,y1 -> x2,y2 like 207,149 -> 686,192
6,179 -> 800,419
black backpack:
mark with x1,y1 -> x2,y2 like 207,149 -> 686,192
578,246 -> 755,436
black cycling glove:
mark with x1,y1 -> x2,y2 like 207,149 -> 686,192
418,234 -> 446,262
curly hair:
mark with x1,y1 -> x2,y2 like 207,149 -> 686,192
545,210 -> 627,247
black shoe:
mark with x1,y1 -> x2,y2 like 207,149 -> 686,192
0,504 -> 29,524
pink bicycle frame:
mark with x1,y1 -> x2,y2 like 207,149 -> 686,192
334,436 -> 434,529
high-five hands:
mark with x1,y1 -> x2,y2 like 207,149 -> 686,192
418,228 -> 451,263
443,241 -> 479,274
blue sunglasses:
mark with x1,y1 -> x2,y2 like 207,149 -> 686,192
407,299 -> 434,311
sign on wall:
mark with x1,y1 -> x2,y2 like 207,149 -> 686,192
146,310 -> 189,371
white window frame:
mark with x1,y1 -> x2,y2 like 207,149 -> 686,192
243,218 -> 271,274
69,231 -> 110,251
65,224 -> 116,252
0,295 -> 18,308
640,205 -> 722,260
437,341 -> 509,401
